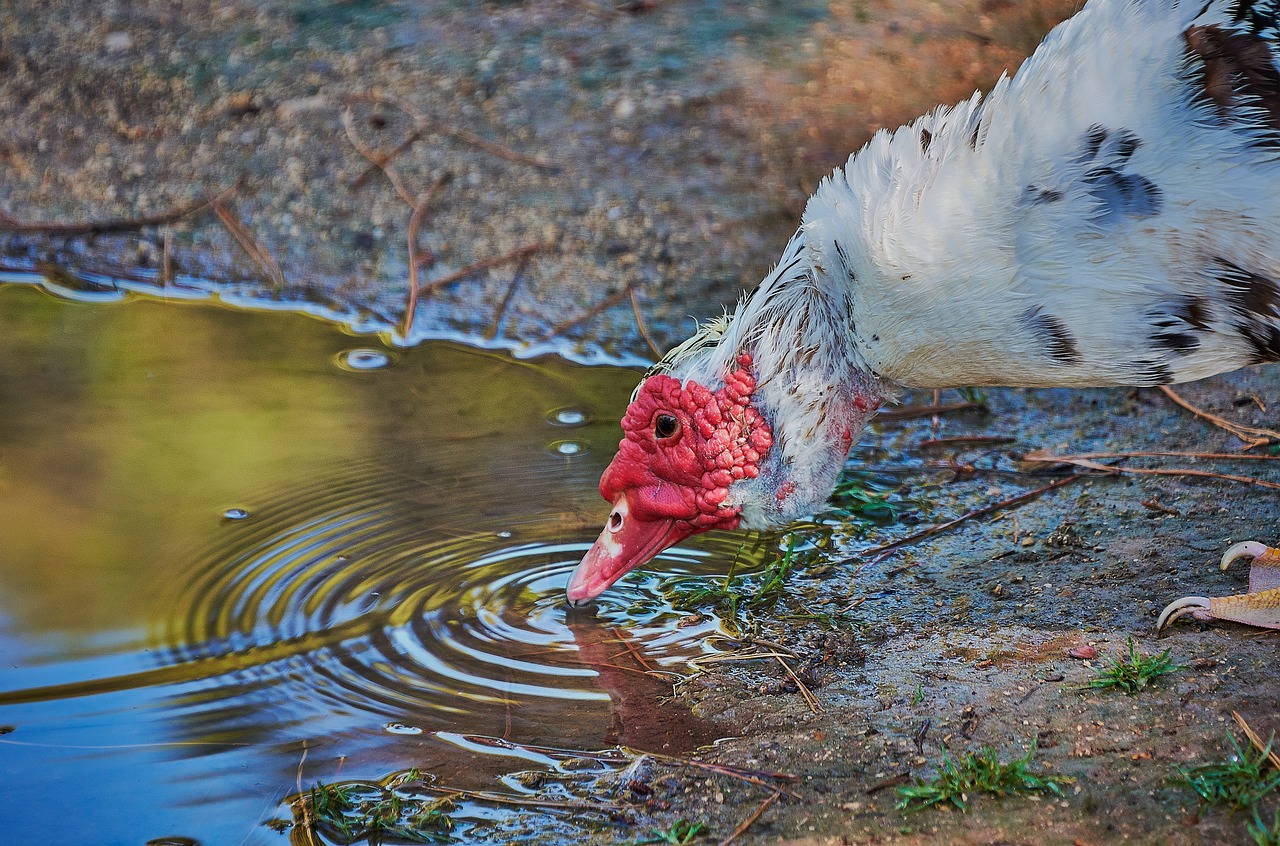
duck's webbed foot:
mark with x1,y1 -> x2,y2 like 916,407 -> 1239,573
1157,542 -> 1280,632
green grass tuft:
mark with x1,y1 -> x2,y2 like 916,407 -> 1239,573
1085,637 -> 1182,695
896,743 -> 1066,812
1174,731 -> 1280,811
632,818 -> 710,844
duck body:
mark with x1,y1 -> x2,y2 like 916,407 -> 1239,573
568,0 -> 1280,605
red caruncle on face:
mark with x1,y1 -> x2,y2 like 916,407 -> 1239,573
600,354 -> 773,530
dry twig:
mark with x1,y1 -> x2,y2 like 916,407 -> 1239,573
407,781 -> 621,813
347,93 -> 557,172
486,252 -> 532,340
856,474 -> 1085,570
1232,710 -> 1280,771
350,128 -> 425,190
919,435 -> 1016,449
775,654 -> 822,714
211,200 -> 285,289
1023,450 -> 1280,490
1158,385 -> 1280,449
536,284 -> 634,343
629,287 -> 664,358
421,240 -> 554,296
877,401 -> 985,422
0,180 -> 242,237
400,172 -> 453,337
719,789 -> 782,846
341,106 -> 416,205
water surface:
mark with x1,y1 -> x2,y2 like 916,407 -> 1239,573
0,283 -> 751,845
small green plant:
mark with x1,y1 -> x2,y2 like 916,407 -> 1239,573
633,818 -> 710,844
1250,807 -> 1280,846
294,773 -> 457,844
752,533 -> 800,604
896,743 -> 1066,812
1174,732 -> 1280,811
666,533 -> 810,633
828,473 -> 901,523
1085,637 -> 1182,695
910,682 -> 925,705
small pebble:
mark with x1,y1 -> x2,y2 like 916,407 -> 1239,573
103,31 -> 134,52
1068,645 -> 1098,660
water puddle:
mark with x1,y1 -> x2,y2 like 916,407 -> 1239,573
0,282 -> 761,845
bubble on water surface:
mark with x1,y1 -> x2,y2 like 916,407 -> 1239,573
549,440 -> 585,456
546,407 -> 589,427
221,508 -> 250,520
335,348 -> 395,372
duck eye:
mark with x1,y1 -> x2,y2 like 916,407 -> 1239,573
654,413 -> 679,440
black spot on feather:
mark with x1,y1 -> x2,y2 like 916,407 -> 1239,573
1148,295 -> 1213,355
1080,124 -> 1108,160
1022,185 -> 1064,205
1023,307 -> 1081,365
1084,167 -> 1163,222
1140,361 -> 1177,385
1178,295 -> 1213,330
1070,126 -> 1163,222
920,128 -> 933,154
1184,22 -> 1280,142
1214,257 -> 1280,361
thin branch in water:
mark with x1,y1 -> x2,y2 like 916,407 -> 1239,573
629,286 -> 663,358
211,200 -> 285,289
719,789 -> 782,846
1023,451 -> 1280,490
399,172 -> 453,338
295,741 -> 319,846
1158,384 -> 1280,449
855,474 -> 1085,571
0,179 -> 242,236
609,626 -> 656,672
405,782 -> 623,813
536,284 -> 634,344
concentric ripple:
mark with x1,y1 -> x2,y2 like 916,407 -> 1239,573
155,459 -> 753,738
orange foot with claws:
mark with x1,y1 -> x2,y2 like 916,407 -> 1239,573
1158,542 -> 1280,632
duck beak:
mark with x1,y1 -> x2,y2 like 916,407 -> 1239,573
566,493 -> 696,605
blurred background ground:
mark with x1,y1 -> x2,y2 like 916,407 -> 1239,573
0,0 -> 1077,356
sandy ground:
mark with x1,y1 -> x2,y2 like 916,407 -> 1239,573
4,1 -> 1278,844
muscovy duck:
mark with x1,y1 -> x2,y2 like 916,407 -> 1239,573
567,0 -> 1280,627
